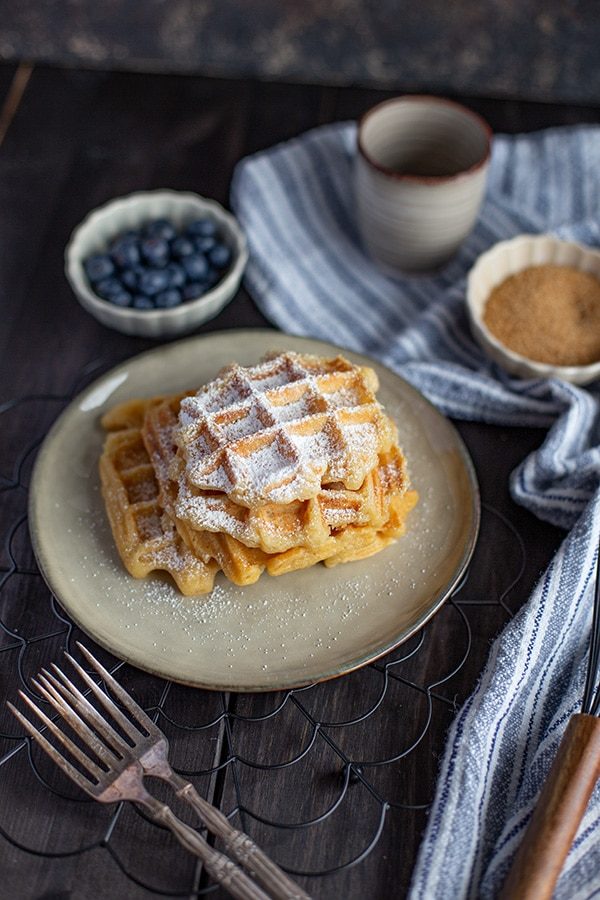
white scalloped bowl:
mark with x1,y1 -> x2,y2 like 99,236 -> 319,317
65,190 -> 248,338
466,234 -> 600,385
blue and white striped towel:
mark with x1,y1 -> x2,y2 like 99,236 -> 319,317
231,123 -> 600,898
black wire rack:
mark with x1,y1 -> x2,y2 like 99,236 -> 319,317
0,361 -> 528,899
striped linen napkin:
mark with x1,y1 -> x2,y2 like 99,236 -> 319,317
231,122 -> 600,898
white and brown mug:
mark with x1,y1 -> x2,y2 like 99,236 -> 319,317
355,95 -> 492,273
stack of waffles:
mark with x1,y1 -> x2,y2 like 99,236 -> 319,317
99,352 -> 418,596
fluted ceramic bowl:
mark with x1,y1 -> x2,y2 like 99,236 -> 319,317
65,190 -> 248,338
467,233 -> 600,384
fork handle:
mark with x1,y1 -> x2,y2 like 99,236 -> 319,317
142,795 -> 270,900
171,775 -> 311,900
500,713 -> 600,900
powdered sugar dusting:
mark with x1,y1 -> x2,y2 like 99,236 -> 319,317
176,352 -> 391,506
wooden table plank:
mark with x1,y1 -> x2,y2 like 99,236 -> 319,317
0,65 -> 332,899
0,63 -> 20,139
333,85 -> 600,132
0,64 -> 260,899
0,63 -> 17,93
0,64 -> 592,899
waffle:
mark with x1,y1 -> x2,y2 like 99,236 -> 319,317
266,489 -> 418,576
100,396 -> 418,595
174,352 -> 397,507
142,393 -> 409,553
99,403 -> 219,595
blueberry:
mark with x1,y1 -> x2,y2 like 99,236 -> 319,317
171,236 -> 195,258
166,262 -> 186,288
138,268 -> 170,296
155,288 -> 182,308
182,253 -> 209,281
186,218 -> 217,238
182,282 -> 206,301
193,235 -> 217,254
108,290 -> 133,308
95,277 -> 124,299
120,265 -> 144,291
205,267 -> 221,288
110,235 -> 141,268
141,236 -> 170,267
84,253 -> 115,283
208,243 -> 232,269
132,294 -> 155,309
144,218 -> 177,241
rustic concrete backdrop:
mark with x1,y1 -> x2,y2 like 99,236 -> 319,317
0,0 -> 597,103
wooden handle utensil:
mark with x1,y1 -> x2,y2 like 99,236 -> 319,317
500,712 -> 600,900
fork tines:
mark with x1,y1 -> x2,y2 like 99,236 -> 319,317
8,652 -> 138,792
8,645 -> 311,900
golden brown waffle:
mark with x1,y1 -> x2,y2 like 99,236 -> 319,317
99,403 -> 219,595
174,352 -> 397,507
143,394 -> 409,553
267,489 -> 418,575
100,396 -> 418,596
139,395 -> 412,582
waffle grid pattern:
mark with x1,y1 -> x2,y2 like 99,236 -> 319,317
100,406 -> 218,595
176,353 -> 393,505
0,364 -> 526,897
143,394 -> 409,551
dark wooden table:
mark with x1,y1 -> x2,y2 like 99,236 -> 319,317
0,64 -> 597,899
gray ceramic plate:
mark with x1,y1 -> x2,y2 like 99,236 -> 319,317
29,330 -> 480,691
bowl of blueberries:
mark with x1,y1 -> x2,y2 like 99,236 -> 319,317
65,189 -> 248,338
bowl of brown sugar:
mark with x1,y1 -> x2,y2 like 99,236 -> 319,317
466,234 -> 600,384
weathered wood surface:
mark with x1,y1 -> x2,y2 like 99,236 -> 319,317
0,3 -> 599,104
0,64 -> 596,898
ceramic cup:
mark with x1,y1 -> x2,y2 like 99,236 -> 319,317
355,95 -> 492,273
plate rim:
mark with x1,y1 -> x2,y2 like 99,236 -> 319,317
29,328 -> 481,691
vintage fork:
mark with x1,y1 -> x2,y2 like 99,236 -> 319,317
8,642 -> 311,900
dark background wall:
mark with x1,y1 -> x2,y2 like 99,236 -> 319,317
0,0 -> 598,103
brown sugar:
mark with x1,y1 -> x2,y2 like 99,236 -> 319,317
483,264 -> 600,367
